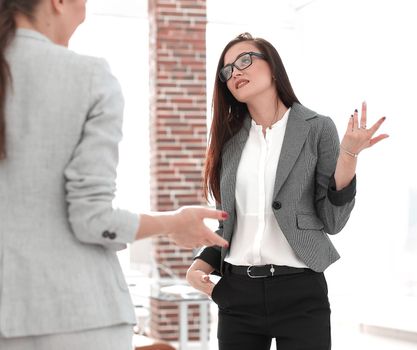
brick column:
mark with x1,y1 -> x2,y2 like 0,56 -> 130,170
148,0 -> 208,342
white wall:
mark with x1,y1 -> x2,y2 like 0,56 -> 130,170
293,0 -> 417,297
70,0 -> 152,270
288,1 -> 417,337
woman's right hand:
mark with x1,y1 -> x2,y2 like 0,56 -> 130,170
186,259 -> 216,297
136,206 -> 229,249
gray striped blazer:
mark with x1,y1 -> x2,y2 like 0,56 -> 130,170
196,103 -> 356,273
0,29 -> 139,337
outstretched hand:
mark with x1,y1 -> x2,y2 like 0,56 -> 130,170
168,206 -> 229,249
340,101 -> 389,156
136,206 -> 229,249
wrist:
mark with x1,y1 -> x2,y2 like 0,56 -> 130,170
192,259 -> 215,275
339,150 -> 358,166
136,211 -> 177,239
159,211 -> 178,236
340,145 -> 358,158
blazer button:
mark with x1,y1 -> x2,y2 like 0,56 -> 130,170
109,232 -> 117,240
272,201 -> 282,210
102,230 -> 110,238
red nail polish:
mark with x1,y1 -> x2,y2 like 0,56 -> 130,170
222,212 -> 229,219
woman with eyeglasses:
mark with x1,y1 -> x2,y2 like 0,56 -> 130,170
186,33 -> 388,350
0,1 -> 229,349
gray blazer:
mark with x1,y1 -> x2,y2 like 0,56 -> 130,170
0,29 -> 139,337
196,103 -> 356,273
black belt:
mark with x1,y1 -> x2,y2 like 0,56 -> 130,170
225,262 -> 309,278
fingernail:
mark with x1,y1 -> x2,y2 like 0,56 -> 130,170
350,115 -> 353,118
354,109 -> 358,113
383,116 -> 386,120
222,212 -> 229,219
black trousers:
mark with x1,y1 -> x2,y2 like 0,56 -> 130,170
211,265 -> 331,350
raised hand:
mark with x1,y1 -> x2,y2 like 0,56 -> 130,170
340,101 -> 389,157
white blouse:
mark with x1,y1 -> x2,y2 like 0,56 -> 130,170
225,108 -> 308,267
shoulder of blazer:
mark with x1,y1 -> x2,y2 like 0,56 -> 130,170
13,29 -> 107,79
291,102 -> 335,132
291,102 -> 320,121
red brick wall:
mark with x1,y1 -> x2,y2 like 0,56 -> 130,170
148,0 -> 208,342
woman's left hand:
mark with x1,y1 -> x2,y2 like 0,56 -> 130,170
340,101 -> 389,157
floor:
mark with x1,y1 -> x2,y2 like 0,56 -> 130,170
127,272 -> 417,350
175,301 -> 417,350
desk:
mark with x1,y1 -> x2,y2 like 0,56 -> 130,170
151,284 -> 211,350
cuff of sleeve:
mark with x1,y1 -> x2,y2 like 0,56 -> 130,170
194,246 -> 222,273
105,210 -> 139,251
327,174 -> 357,206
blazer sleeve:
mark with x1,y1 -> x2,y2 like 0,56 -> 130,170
64,58 -> 139,251
314,117 -> 356,234
193,202 -> 223,273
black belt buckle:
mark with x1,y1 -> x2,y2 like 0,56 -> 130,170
246,264 -> 275,278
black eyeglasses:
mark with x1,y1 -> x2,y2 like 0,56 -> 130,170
218,51 -> 266,83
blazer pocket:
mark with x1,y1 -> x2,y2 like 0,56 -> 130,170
211,276 -> 229,309
296,213 -> 324,230
104,251 -> 129,291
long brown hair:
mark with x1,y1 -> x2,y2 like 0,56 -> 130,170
0,0 -> 40,159
203,33 -> 300,203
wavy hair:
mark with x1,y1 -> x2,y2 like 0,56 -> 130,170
0,0 -> 41,159
203,33 -> 300,203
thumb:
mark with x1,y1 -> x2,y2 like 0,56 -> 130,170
201,274 -> 210,283
205,229 -> 229,248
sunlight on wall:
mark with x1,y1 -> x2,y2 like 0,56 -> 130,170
290,0 -> 417,294
70,0 -> 151,270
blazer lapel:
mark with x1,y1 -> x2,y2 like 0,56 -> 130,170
272,103 -> 314,199
220,116 -> 250,241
